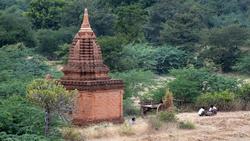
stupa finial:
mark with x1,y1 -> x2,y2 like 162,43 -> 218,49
81,8 -> 91,30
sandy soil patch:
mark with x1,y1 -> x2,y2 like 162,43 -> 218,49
76,111 -> 250,141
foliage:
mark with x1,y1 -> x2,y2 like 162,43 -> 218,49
0,132 -> 48,141
157,111 -> 177,123
141,87 -> 166,103
196,90 -> 235,111
200,25 -> 249,72
36,27 -> 76,59
27,0 -> 66,29
0,12 -> 35,47
154,45 -> 188,74
111,70 -> 155,99
0,96 -> 44,135
163,89 -> 174,111
97,35 -> 128,71
118,123 -> 135,136
178,121 -> 195,129
234,54 -> 250,75
168,68 -> 239,103
0,43 -> 56,97
115,4 -> 148,42
119,44 -> 156,71
148,117 -> 162,130
238,83 -> 250,109
123,98 -> 140,116
61,128 -> 82,141
26,79 -> 75,136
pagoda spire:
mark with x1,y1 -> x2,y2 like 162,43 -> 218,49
80,8 -> 92,32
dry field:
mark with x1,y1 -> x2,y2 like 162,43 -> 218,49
72,111 -> 250,141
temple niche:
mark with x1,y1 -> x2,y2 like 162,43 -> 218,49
60,8 -> 124,125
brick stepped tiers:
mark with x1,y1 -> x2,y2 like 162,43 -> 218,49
60,8 -> 124,125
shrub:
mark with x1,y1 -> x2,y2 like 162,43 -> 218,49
158,111 -> 177,123
0,12 -> 36,47
119,44 -> 157,71
154,45 -> 188,74
0,43 -> 60,97
178,121 -> 195,129
195,90 -> 235,111
168,68 -> 239,104
123,98 -> 140,116
238,83 -> 250,110
163,89 -> 174,111
111,70 -> 155,99
0,96 -> 45,135
36,27 -> 76,59
61,128 -> 82,141
148,117 -> 162,130
0,132 -> 48,141
118,123 -> 135,136
141,87 -> 166,103
234,54 -> 250,75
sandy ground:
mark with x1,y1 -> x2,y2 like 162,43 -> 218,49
79,111 -> 250,141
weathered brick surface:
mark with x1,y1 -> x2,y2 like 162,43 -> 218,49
60,8 -> 124,125
72,89 -> 124,125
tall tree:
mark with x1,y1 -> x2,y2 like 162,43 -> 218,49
201,25 -> 249,72
27,0 -> 66,29
27,79 -> 75,136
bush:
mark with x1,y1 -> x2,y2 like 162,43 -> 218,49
168,68 -> 239,103
36,27 -> 76,59
118,123 -> 135,136
0,12 -> 36,47
196,90 -> 235,111
178,121 -> 195,129
0,43 -> 59,97
154,45 -> 188,74
148,117 -> 162,130
158,111 -> 177,123
141,87 -> 166,103
238,83 -> 250,110
0,96 -> 44,135
0,132 -> 48,141
111,70 -> 155,99
123,98 -> 140,116
163,89 -> 174,111
234,54 -> 250,75
61,128 -> 82,141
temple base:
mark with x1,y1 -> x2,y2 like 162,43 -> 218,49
72,89 -> 124,126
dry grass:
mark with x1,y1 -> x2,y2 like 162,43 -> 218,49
68,111 -> 250,141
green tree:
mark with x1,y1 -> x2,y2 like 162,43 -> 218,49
168,68 -> 239,103
36,27 -> 76,59
115,4 -> 148,42
0,43 -> 58,97
26,79 -> 75,136
27,0 -> 66,29
234,53 -> 250,75
0,12 -> 36,47
111,70 -> 155,99
201,25 -> 249,72
154,46 -> 188,74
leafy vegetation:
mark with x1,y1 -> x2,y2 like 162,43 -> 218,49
1,0 -> 250,139
196,91 -> 235,111
168,68 -> 239,103
27,79 -> 75,136
178,121 -> 195,129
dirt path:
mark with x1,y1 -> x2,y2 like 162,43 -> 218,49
85,111 -> 250,141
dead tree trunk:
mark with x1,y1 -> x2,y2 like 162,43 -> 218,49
45,108 -> 51,137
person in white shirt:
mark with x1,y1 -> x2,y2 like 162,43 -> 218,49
209,105 -> 217,114
198,107 -> 205,116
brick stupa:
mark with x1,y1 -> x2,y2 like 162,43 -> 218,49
60,8 -> 124,125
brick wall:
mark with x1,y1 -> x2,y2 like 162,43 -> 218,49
72,89 -> 124,125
